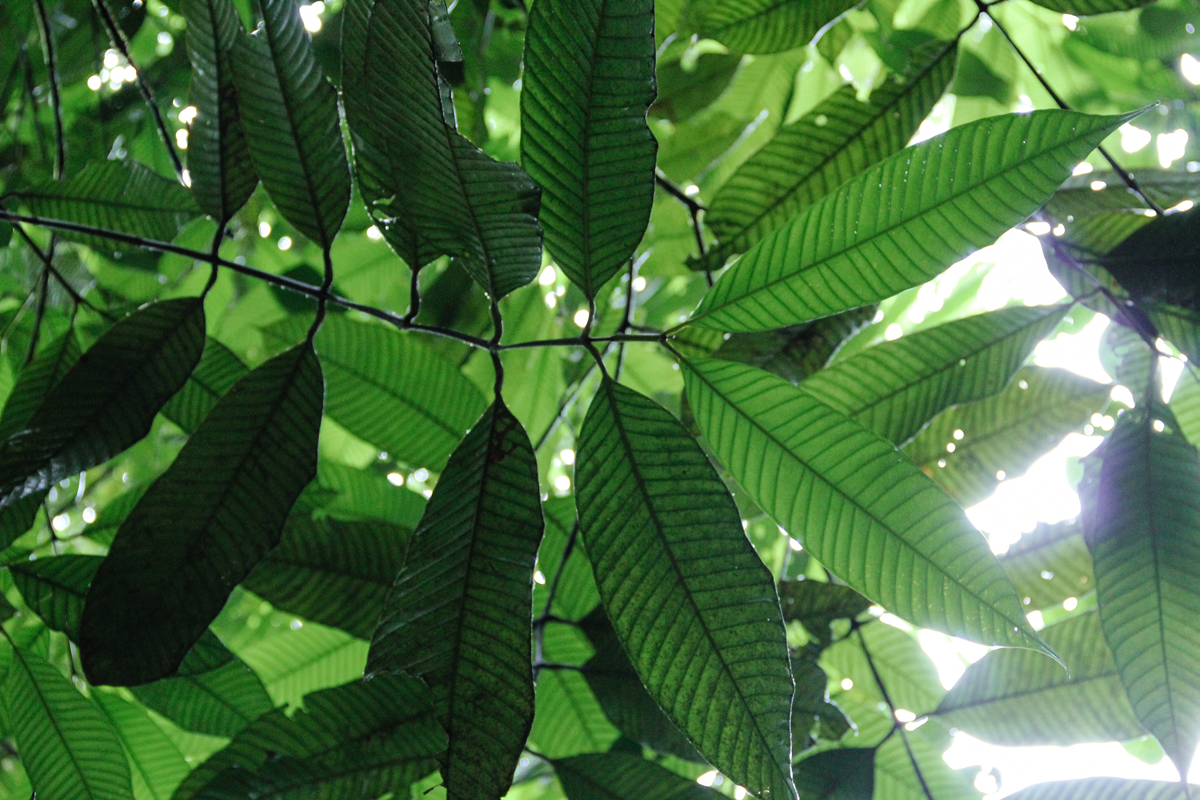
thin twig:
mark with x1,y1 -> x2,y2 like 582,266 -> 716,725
32,0 -> 65,180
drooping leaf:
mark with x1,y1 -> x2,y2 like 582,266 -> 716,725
682,357 -> 1047,652
575,377 -> 796,800
801,304 -> 1071,446
998,520 -> 1094,610
823,620 -> 944,716
171,674 -> 446,800
92,691 -> 191,800
10,554 -> 101,638
341,0 -> 542,297
183,0 -> 259,221
685,0 -> 856,54
0,299 -> 206,509
792,748 -> 875,800
904,366 -> 1110,508
243,514 -> 411,639
80,342 -> 323,686
713,306 -> 876,386
778,579 -> 872,647
160,338 -> 247,435
520,0 -> 657,297
935,610 -> 1143,746
231,0 -> 349,247
1083,398 -> 1200,776
6,645 -> 134,800
1004,779 -> 1189,800
132,657 -> 275,738
690,109 -> 1136,332
553,752 -> 727,800
704,42 -> 957,266
367,399 -> 543,800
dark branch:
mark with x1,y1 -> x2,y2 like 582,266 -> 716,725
32,0 -> 65,181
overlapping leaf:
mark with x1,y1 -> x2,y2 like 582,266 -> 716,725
998,520 -> 1094,610
1006,779 -> 1190,800
160,338 -> 247,435
315,459 -> 427,528
0,298 -> 205,508
791,652 -> 851,743
520,0 -> 657,296
713,306 -> 876,385
703,42 -> 957,266
10,554 -> 101,638
1026,0 -> 1157,17
367,399 -> 543,800
80,342 -> 323,686
236,622 -> 368,708
553,752 -> 727,800
183,0 -> 258,221
690,110 -> 1136,332
823,621 -> 944,716
685,0 -> 856,54
682,357 -> 1047,651
529,669 -> 620,759
575,377 -> 796,800
93,691 -> 191,800
232,0 -> 349,247
792,749 -> 875,800
778,579 -> 872,647
1083,399 -> 1200,776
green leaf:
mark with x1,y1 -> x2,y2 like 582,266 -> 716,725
93,691 -> 191,800
183,0 -> 259,222
704,42 -> 957,265
553,752 -> 727,800
0,298 -> 206,509
6,645 -> 134,800
0,330 -> 81,442
681,357 -> 1047,651
792,748 -> 874,800
713,306 -> 877,386
998,520 -> 1094,610
801,304 -> 1071,446
1005,780 -> 1190,800
1101,207 -> 1200,311
778,579 -> 872,647
235,621 -> 368,708
1083,399 -> 1200,776
315,460 -> 427,528
533,497 -> 601,622
341,0 -> 542,297
904,366 -> 1110,508
529,668 -> 620,759
367,398 -> 543,800
243,514 -> 411,639
520,0 -> 657,297
823,620 -> 944,716
873,716 -> 976,800
684,0 -> 857,54
160,339 -> 247,435
231,0 -> 349,247
80,343 -> 323,686
10,554 -> 101,638
575,377 -> 796,800
935,610 -> 1143,746
171,673 -> 446,800
1149,302 -> 1200,364
132,658 -> 275,738
21,161 -> 198,254
690,109 -> 1136,332
1025,0 -> 1156,16
791,654 -> 850,743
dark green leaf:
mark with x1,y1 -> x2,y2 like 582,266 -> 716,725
0,299 -> 206,509
576,377 -> 796,800
778,579 -> 872,647
7,645 -> 134,800
520,0 -> 657,297
1006,779 -> 1189,800
935,610 -> 1143,745
791,652 -> 850,743
1149,302 -> 1200,364
1102,206 -> 1200,311
792,748 -> 874,800
315,460 -> 427,528
10,554 -> 101,638
92,691 -> 191,800
160,338 -> 247,435
553,752 -> 726,800
183,0 -> 259,221
651,53 -> 743,124
684,0 -> 857,54
713,307 -> 876,385
80,342 -> 323,686
690,110 -> 1136,332
0,330 -> 81,442
368,399 -> 543,800
998,520 -> 1094,610
232,0 -> 350,247
682,357 -> 1047,651
243,513 -> 410,638
132,658 -> 275,738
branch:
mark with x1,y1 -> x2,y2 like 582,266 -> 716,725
655,170 -> 710,263
32,0 -> 65,181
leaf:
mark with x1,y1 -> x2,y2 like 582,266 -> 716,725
92,691 -> 191,800
519,0 -> 657,297
243,514 -> 411,639
791,654 -> 850,743
872,716 -> 976,800
0,299 -> 206,509
1025,0 -> 1156,16
341,0 -> 542,297
10,554 -> 102,639
183,0 -> 259,221
236,621 -> 369,708
6,645 -> 134,800
935,610 -> 1143,746
171,673 -> 446,800
315,460 -> 427,528
681,357 -> 1047,651
690,109 -> 1136,332
132,658 -> 275,738
823,620 -> 944,716
685,0 -> 857,54
553,752 -> 726,800
998,520 -> 1094,610
801,304 -> 1071,446
1101,206 -> 1200,311
21,161 -> 198,254
529,669 -> 620,759
367,399 -> 543,800
1149,302 -> 1200,364
160,339 -> 247,435
575,377 -> 796,800
533,497 -> 601,622
0,330 -> 81,442
1083,398 -> 1200,776
792,748 -> 875,800
1004,779 -> 1189,800
80,342 -> 323,686
778,579 -> 872,647
704,42 -> 957,265
904,366 -> 1110,508
231,0 -> 349,247
713,306 -> 877,386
